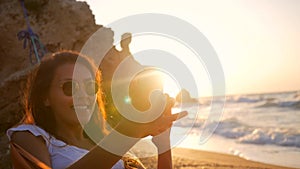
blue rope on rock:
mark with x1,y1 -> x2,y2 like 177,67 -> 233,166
17,0 -> 47,65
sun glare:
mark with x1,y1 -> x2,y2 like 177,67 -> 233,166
162,73 -> 181,98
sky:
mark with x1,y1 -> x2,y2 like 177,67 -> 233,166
80,0 -> 300,97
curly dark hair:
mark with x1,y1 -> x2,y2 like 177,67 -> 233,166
22,50 -> 107,142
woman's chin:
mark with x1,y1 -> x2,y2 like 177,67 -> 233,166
75,111 -> 93,126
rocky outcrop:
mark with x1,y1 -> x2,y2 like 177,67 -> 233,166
176,89 -> 198,103
0,0 -> 101,82
0,0 -> 102,168
0,0 -> 160,167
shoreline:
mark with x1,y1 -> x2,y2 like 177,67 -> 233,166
139,147 -> 297,169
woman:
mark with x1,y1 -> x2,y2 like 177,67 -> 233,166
7,50 -> 186,169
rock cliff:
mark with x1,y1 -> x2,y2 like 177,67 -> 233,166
176,89 -> 198,103
0,1 -> 159,167
0,0 -> 102,168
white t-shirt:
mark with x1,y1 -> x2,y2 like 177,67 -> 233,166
7,124 -> 124,169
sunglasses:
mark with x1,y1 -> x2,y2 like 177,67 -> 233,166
60,80 -> 99,96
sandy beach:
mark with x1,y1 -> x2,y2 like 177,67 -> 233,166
139,148 -> 296,169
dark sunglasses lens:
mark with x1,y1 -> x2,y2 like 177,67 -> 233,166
62,81 -> 77,96
85,81 -> 99,96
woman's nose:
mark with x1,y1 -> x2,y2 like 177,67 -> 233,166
74,84 -> 89,98
73,89 -> 90,105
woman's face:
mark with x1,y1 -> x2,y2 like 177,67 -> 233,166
45,63 -> 97,126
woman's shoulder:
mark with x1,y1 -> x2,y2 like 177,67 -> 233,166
7,124 -> 52,167
6,124 -> 50,143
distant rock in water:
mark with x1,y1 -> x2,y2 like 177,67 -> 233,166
175,89 -> 198,103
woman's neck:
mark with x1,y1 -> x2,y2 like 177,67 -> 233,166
55,122 -> 85,144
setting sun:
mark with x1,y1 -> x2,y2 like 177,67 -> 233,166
162,73 -> 181,98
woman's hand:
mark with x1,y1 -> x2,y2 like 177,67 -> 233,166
115,94 -> 187,138
151,95 -> 184,150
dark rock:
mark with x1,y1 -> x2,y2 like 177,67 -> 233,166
0,0 -> 101,167
176,89 -> 198,103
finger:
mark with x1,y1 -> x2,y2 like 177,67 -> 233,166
163,95 -> 174,116
165,95 -> 175,107
170,111 -> 188,121
169,97 -> 175,106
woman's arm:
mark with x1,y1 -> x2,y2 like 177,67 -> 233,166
10,112 -> 184,169
157,149 -> 172,169
11,131 -> 52,167
70,105 -> 186,169
11,125 -> 141,169
70,108 -> 186,169
11,98 -> 186,169
67,121 -> 143,169
152,130 -> 173,169
151,95 -> 187,169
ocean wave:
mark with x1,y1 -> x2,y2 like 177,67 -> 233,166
175,117 -> 300,148
224,92 -> 300,109
225,95 -> 263,103
238,128 -> 300,148
214,119 -> 300,148
256,100 -> 300,109
233,97 -> 262,103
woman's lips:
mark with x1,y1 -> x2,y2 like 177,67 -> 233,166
71,105 -> 90,110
